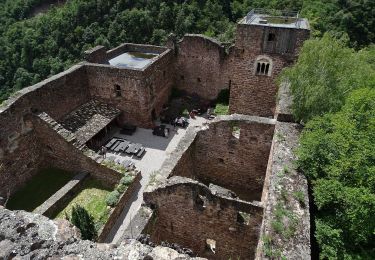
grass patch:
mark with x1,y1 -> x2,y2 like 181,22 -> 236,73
7,168 -> 75,211
293,190 -> 306,207
214,103 -> 229,115
54,178 -> 111,232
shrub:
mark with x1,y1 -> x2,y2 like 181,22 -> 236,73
120,175 -> 134,186
71,205 -> 97,241
214,103 -> 229,115
105,190 -> 120,207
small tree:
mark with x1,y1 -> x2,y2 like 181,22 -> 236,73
71,205 -> 97,241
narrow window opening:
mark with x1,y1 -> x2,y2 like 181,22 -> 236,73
195,194 -> 208,210
237,211 -> 251,225
265,63 -> 270,74
256,63 -> 261,73
163,71 -> 166,78
197,77 -> 201,83
115,84 -> 121,97
268,33 -> 276,41
232,126 -> 240,139
261,63 -> 266,73
206,239 -> 216,254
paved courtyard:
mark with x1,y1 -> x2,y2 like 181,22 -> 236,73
105,116 -> 207,243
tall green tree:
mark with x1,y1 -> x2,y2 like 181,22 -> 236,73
71,205 -> 97,241
280,33 -> 375,122
297,88 -> 375,259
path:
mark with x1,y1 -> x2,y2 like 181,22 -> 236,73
105,117 -> 206,243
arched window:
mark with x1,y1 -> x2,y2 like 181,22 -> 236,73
254,56 -> 273,76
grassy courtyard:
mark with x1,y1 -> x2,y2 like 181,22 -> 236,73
54,178 -> 111,232
7,168 -> 74,212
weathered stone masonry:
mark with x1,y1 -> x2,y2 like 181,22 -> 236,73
171,117 -> 275,202
144,177 -> 263,260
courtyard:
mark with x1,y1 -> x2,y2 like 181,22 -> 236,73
103,116 -> 207,243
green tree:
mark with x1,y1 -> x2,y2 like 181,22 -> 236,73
71,205 -> 97,241
297,88 -> 375,258
280,33 -> 375,122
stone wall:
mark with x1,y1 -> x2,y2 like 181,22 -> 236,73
171,116 -> 276,202
98,171 -> 142,242
256,122 -> 310,259
144,177 -> 263,260
85,49 -> 174,128
32,113 -> 121,188
34,172 -> 89,217
0,65 -> 90,197
175,35 -> 230,100
229,24 -> 310,117
0,206 -> 204,259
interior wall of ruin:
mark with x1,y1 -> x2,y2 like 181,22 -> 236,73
144,178 -> 263,260
175,35 -> 230,100
171,119 -> 275,202
32,114 -> 121,188
0,65 -> 91,196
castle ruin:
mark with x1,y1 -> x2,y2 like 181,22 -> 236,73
0,9 -> 311,259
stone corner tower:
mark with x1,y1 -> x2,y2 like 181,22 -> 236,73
229,9 -> 310,117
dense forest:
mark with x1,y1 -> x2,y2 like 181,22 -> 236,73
0,0 -> 374,259
0,0 -> 374,102
281,26 -> 375,260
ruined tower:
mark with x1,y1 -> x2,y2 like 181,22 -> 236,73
229,9 -> 310,117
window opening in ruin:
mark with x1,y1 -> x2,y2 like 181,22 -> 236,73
237,211 -> 251,225
206,239 -> 216,254
195,194 -> 208,210
197,77 -> 201,83
268,33 -> 276,41
115,84 -> 121,97
180,75 -> 184,80
255,56 -> 272,76
232,126 -> 240,139
163,70 -> 166,78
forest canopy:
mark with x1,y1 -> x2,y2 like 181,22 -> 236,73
0,0 -> 374,102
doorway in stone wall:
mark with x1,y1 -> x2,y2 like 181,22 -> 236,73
151,109 -> 157,121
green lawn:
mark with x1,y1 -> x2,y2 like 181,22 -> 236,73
54,178 -> 111,232
214,103 -> 229,115
7,168 -> 74,212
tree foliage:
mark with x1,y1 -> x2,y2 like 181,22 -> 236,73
71,205 -> 97,241
297,88 -> 375,259
280,34 -> 375,122
0,0 -> 374,102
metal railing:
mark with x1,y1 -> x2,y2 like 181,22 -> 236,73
245,9 -> 301,27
